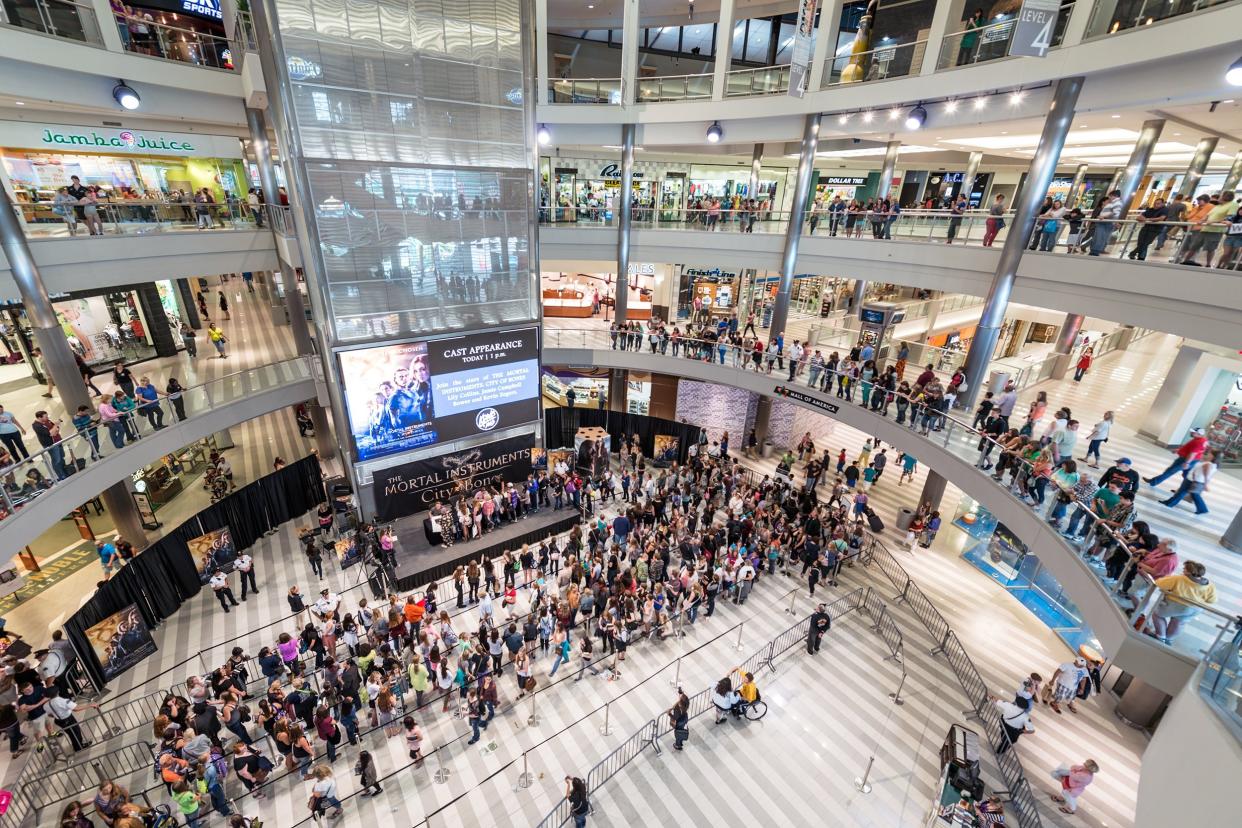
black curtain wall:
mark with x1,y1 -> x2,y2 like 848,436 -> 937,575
543,409 -> 702,465
66,455 -> 327,689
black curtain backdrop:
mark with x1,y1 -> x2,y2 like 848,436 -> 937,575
66,455 -> 327,689
543,409 -> 702,465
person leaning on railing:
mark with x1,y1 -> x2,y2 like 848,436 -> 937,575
1148,560 -> 1218,645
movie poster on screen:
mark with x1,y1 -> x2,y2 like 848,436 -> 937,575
374,434 -> 535,521
188,526 -> 238,584
339,327 -> 541,461
653,435 -> 680,463
84,604 -> 157,681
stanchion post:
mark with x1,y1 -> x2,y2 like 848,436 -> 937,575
517,751 -> 533,789
599,702 -> 612,736
668,656 -> 681,687
735,622 -> 745,651
433,740 -> 451,784
785,589 -> 797,615
854,755 -> 875,794
888,669 -> 907,706
527,687 -> 540,726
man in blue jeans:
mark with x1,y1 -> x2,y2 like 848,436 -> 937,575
31,411 -> 67,478
1145,428 -> 1208,486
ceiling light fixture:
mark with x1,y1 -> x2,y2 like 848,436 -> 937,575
888,107 -> 901,121
1227,56 -> 1242,86
1111,114 -> 1121,119
838,113 -> 850,125
112,80 -> 140,110
944,99 -> 959,114
536,124 -> 551,146
1009,90 -> 1025,106
905,104 -> 927,131
862,110 -> 874,123
13,101 -> 24,106
973,97 -> 987,110
705,120 -> 723,143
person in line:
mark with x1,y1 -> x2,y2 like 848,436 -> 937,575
669,690 -> 690,751
807,603 -> 831,654
567,776 -> 591,828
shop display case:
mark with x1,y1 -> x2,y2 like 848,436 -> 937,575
1206,405 -> 1242,466
541,285 -> 594,318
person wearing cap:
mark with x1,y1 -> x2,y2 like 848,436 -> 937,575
1097,457 -> 1139,494
1044,657 -> 1089,715
990,691 -> 1032,754
313,589 -> 340,621
1161,448 -> 1217,515
1144,427 -> 1209,487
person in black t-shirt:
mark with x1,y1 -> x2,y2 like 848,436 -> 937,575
1129,199 -> 1169,261
65,175 -> 88,221
1098,458 -> 1140,494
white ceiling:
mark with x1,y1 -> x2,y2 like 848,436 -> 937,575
548,0 -> 798,31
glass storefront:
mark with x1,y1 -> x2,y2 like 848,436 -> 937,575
541,370 -> 609,409
2,149 -> 247,205
953,495 -> 1102,654
132,435 -> 219,509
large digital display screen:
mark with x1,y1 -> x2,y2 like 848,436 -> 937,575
340,327 -> 540,461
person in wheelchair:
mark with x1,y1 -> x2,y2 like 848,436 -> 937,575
735,668 -> 761,712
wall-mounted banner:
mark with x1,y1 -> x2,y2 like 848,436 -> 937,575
373,434 -> 535,521
788,0 -> 820,98
341,327 -> 541,461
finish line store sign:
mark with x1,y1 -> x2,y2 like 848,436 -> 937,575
0,122 -> 243,158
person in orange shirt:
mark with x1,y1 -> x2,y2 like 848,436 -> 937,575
1174,194 -> 1217,264
402,595 -> 426,639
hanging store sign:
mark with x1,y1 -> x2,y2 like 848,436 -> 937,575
0,121 -> 243,158
788,0 -> 820,99
823,176 -> 867,186
373,434 -> 535,521
599,164 -> 644,179
1008,0 -> 1059,57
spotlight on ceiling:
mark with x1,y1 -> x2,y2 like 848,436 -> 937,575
1227,56 -> 1242,86
838,113 -> 850,125
862,110 -> 874,123
705,121 -> 723,143
1010,90 -> 1025,105
944,99 -> 959,114
973,96 -> 987,110
904,105 -> 927,131
537,124 -> 551,146
112,80 -> 140,110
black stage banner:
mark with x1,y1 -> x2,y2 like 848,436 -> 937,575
374,434 -> 535,521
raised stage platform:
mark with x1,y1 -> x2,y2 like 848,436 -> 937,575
391,507 -> 580,590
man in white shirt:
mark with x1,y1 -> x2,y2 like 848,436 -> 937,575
209,570 -> 240,613
235,553 -> 259,600
735,562 -> 755,604
313,588 -> 340,621
47,687 -> 98,752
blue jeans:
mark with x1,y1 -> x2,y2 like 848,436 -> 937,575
549,652 -> 565,676
1090,221 -> 1113,255
48,444 -> 67,479
1148,456 -> 1195,486
574,814 -> 587,828
1039,228 -> 1059,251
1163,478 -> 1208,513
1085,439 -> 1104,464
1065,505 -> 1090,538
469,716 -> 482,742
106,421 -> 125,448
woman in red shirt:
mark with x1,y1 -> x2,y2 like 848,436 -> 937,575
1074,348 -> 1093,382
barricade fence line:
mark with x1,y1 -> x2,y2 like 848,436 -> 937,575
535,589 -> 865,828
861,540 -> 1043,828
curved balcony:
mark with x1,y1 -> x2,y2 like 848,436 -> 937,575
0,357 -> 316,552
542,329 -> 1228,694
539,210 -> 1242,349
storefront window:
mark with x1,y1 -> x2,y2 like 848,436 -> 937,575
541,371 -> 609,409
132,436 -> 218,509
3,149 -> 248,203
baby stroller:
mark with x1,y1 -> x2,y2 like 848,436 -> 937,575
205,466 -> 230,502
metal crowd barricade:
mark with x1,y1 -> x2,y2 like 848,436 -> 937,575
24,741 -> 156,825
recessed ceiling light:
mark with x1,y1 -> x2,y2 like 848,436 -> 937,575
944,100 -> 959,113
1000,131 -> 1008,134
13,101 -> 24,106
1173,132 -> 1182,136
1111,114 -> 1121,118
1010,91 -> 1025,105
862,111 -> 873,123
973,97 -> 987,110
888,107 -> 901,121
838,113 -> 850,124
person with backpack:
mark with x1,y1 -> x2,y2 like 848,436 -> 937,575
308,764 -> 344,820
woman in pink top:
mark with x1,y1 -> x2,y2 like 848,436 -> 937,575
1050,759 -> 1098,813
96,395 -> 125,449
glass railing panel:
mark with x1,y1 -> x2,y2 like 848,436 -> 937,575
0,0 -> 102,44
938,5 -> 1073,70
1086,0 -> 1238,38
0,358 -> 310,527
636,73 -> 713,102
823,39 -> 925,87
1200,623 -> 1242,735
115,13 -> 236,70
724,64 -> 791,97
547,77 -> 622,104
11,199 -> 261,238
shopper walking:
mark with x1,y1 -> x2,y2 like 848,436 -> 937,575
1049,759 -> 1098,815
669,691 -> 690,751
218,292 -> 230,320
1144,427 -> 1208,486
1160,449 -> 1216,514
207,323 -> 228,358
354,750 -> 381,796
307,765 -> 344,820
180,324 -> 198,357
567,776 -> 591,828
0,404 -> 30,460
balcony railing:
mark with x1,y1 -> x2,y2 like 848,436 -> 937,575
824,39 -> 926,87
636,72 -> 713,102
0,358 -> 313,526
1086,0 -> 1240,38
937,4 -> 1075,70
0,0 -> 102,44
724,63 -> 792,97
112,12 -> 234,70
548,76 -> 622,104
541,327 -> 1233,664
10,198 -> 271,238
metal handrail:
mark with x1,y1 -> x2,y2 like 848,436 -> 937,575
0,357 -> 313,523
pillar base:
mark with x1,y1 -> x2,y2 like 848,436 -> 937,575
917,470 -> 947,514
753,396 -> 773,442
100,481 -> 148,548
310,403 -> 336,460
1050,352 -> 1073,381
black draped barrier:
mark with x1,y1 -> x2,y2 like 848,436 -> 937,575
65,455 -> 327,689
543,408 -> 702,465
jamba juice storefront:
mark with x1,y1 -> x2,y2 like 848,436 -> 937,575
0,121 -> 247,205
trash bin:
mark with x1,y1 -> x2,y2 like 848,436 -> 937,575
761,439 -> 774,458
896,507 -> 915,532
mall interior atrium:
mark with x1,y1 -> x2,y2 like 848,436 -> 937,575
0,0 -> 1240,826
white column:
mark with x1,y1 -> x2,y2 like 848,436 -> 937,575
711,0 -> 737,102
89,0 -> 125,53
621,0 -> 640,106
920,0 -> 960,76
536,0 -> 550,105
808,0 -> 843,92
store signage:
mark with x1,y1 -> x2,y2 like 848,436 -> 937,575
373,434 -> 535,521
774,386 -> 839,414
787,0 -> 820,99
824,176 -> 867,186
599,164 -> 644,179
181,0 -> 222,19
39,128 -> 194,152
287,56 -> 322,81
684,267 -> 736,280
1009,0 -> 1060,57
627,263 -> 656,276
